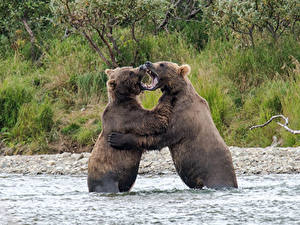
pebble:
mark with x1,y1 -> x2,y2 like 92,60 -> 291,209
0,147 -> 299,176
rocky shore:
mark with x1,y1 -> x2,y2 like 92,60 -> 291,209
0,147 -> 299,176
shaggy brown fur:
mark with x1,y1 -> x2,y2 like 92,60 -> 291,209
109,61 -> 238,189
88,66 -> 175,193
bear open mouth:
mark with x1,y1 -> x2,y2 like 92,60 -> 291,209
140,69 -> 159,91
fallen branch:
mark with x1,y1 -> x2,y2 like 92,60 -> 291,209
250,115 -> 300,134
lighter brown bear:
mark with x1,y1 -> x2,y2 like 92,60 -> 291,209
109,61 -> 238,189
88,65 -> 175,193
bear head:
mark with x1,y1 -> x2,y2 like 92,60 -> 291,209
105,66 -> 160,102
141,61 -> 191,94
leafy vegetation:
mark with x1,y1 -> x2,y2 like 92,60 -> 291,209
207,0 -> 299,47
0,0 -> 299,154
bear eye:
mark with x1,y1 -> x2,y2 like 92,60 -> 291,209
160,63 -> 164,67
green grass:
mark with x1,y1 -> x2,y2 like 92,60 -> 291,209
141,90 -> 162,109
0,80 -> 33,129
0,32 -> 299,154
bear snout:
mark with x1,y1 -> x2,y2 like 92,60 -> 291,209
139,64 -> 147,71
145,61 -> 153,67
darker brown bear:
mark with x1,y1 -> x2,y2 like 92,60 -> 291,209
109,61 -> 238,189
88,66 -> 174,193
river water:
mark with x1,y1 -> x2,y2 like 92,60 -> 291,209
0,173 -> 299,225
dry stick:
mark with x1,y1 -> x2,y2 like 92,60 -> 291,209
250,115 -> 300,134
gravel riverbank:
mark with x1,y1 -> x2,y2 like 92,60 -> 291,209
0,147 -> 299,176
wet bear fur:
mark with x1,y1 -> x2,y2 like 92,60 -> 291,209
109,62 -> 238,189
88,66 -> 174,193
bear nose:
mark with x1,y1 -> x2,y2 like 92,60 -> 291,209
139,64 -> 147,71
145,61 -> 152,67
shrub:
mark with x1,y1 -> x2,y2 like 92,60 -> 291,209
170,19 -> 209,50
8,101 -> 54,144
206,0 -> 299,47
73,128 -> 95,145
61,123 -> 80,135
51,0 -> 167,67
208,37 -> 300,93
0,0 -> 53,60
0,81 -> 33,129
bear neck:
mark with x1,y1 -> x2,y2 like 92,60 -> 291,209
164,78 -> 189,95
112,92 -> 139,105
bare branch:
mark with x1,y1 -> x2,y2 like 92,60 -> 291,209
22,18 -> 36,43
229,23 -> 250,35
157,0 -> 183,31
81,31 -> 112,67
131,21 -> 139,43
250,115 -> 300,134
91,23 -> 118,67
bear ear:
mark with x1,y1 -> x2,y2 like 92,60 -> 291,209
178,64 -> 191,77
105,69 -> 113,77
107,79 -> 116,89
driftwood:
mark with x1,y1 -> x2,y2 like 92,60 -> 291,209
250,115 -> 300,134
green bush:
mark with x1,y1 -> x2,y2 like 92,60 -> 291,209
233,73 -> 300,147
171,20 -> 208,50
61,120 -> 101,146
0,81 -> 33,129
38,103 -> 54,132
208,37 -> 300,93
206,0 -> 299,46
73,128 -> 95,145
8,101 -> 54,143
61,123 -> 80,135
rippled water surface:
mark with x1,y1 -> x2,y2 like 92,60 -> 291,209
0,174 -> 299,225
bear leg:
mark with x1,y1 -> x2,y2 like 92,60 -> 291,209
87,172 -> 119,193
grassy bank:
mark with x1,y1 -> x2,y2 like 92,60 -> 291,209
0,33 -> 299,154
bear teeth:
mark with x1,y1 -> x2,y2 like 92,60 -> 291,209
141,69 -> 159,90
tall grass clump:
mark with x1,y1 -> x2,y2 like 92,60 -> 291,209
0,56 -> 36,81
9,101 -> 54,143
181,35 -> 300,146
61,118 -> 102,147
0,80 -> 33,130
243,77 -> 300,147
226,55 -> 300,147
207,37 -> 300,93
74,71 -> 107,105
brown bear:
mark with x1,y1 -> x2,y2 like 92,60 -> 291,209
108,61 -> 238,189
88,65 -> 175,193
